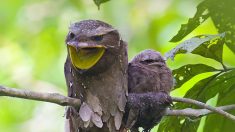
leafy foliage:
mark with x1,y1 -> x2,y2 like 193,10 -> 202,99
160,67 -> 235,131
207,0 -> 235,53
93,0 -> 110,9
160,0 -> 235,131
170,0 -> 235,53
170,1 -> 209,42
204,84 -> 235,131
92,0 -> 235,131
172,64 -> 218,89
165,33 -> 225,61
158,117 -> 183,132
184,70 -> 235,103
192,37 -> 224,63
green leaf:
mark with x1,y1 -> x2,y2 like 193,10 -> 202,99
206,0 -> 235,53
165,33 -> 225,61
162,70 -> 235,131
183,69 -> 235,105
170,1 -> 209,42
158,117 -> 182,132
93,0 -> 110,9
192,37 -> 224,63
159,70 -> 235,131
173,64 -> 218,89
195,69 -> 235,102
176,74 -> 218,109
204,84 -> 235,131
158,115 -> 200,132
181,119 -> 200,132
171,0 -> 235,53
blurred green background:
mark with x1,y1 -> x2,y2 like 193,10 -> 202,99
0,0 -> 234,132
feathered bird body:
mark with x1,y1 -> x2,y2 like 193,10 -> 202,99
64,20 -> 128,132
124,49 -> 173,132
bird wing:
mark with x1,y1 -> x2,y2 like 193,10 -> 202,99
64,56 -> 85,100
64,56 -> 86,132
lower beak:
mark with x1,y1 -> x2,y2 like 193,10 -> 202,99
68,43 -> 106,70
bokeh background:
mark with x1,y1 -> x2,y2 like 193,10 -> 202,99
0,0 -> 234,132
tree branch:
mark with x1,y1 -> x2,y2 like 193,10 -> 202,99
171,97 -> 235,121
166,105 -> 235,117
0,85 -> 81,108
1,85 -> 235,121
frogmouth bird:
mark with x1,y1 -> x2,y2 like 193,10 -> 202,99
124,49 -> 173,132
64,20 -> 128,132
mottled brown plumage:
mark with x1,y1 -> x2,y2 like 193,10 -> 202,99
124,49 -> 173,132
64,20 -> 128,132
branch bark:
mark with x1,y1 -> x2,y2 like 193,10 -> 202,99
171,97 -> 235,121
166,105 -> 235,117
0,85 -> 80,108
1,85 -> 235,121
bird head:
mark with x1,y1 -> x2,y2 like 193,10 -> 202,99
65,20 -> 121,72
130,49 -> 165,66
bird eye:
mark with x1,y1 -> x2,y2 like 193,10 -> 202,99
141,59 -> 155,64
91,35 -> 103,41
69,32 -> 75,39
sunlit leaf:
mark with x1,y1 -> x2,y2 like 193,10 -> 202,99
173,64 -> 218,89
161,70 -> 235,131
192,37 -> 224,63
93,0 -> 110,9
170,1 -> 209,42
165,33 -> 225,61
183,69 -> 235,105
207,0 -> 235,53
204,84 -> 235,131
175,74 -> 218,110
171,0 -> 235,53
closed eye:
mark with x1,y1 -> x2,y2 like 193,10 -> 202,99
90,35 -> 103,41
140,59 -> 155,64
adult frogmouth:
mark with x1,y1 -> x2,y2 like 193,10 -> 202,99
64,20 -> 128,132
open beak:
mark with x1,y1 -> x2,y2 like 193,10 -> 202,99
67,42 -> 106,70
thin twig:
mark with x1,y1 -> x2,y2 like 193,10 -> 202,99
171,97 -> 235,121
166,105 -> 235,117
0,85 -> 81,108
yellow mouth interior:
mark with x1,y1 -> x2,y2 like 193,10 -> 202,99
68,45 -> 105,70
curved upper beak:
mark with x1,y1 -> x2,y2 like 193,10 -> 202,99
67,41 -> 106,49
